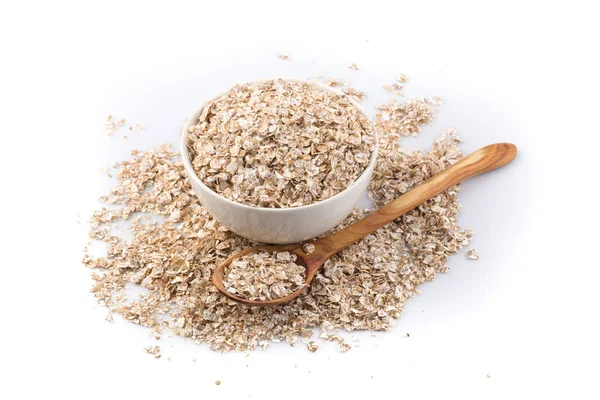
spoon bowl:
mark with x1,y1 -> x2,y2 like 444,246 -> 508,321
212,143 -> 517,307
211,244 -> 319,306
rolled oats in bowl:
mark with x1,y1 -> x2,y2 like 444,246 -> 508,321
186,79 -> 376,208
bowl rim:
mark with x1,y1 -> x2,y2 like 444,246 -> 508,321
180,78 -> 379,213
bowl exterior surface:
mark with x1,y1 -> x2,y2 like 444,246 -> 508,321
181,79 -> 377,244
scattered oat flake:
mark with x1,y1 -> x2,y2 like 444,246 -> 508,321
302,243 -> 315,254
104,116 -> 127,135
104,121 -> 116,135
322,77 -> 345,87
215,380 -> 221,386
277,52 -> 289,60
135,123 -> 145,130
105,313 -> 114,322
307,341 -> 319,353
430,96 -> 443,105
338,342 -> 352,353
144,345 -> 161,359
348,63 -> 359,70
398,74 -> 408,83
467,249 -> 479,260
383,82 -> 404,96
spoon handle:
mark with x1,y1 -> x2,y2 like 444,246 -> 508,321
310,143 -> 517,262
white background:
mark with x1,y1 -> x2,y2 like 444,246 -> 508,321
1,1 -> 599,399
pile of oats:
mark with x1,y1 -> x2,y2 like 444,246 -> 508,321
222,251 -> 306,301
186,79 -> 375,208
85,94 -> 474,353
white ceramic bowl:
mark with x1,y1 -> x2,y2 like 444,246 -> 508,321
181,79 -> 377,244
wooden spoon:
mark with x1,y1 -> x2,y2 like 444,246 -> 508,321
212,143 -> 517,306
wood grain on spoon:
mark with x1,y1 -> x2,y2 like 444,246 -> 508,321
212,143 -> 517,307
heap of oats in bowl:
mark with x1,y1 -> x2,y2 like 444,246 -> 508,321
222,251 -> 306,301
186,79 -> 376,208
